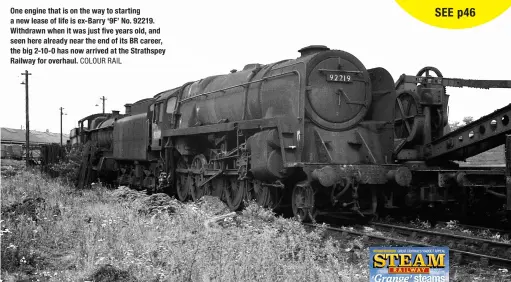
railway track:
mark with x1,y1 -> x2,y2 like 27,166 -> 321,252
304,222 -> 511,268
435,220 -> 511,237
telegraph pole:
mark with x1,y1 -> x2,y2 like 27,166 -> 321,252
100,96 -> 106,113
21,70 -> 31,167
60,107 -> 64,146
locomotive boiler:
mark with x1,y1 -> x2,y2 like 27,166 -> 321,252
76,45 -> 415,222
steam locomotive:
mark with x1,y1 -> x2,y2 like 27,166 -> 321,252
71,45 -> 511,224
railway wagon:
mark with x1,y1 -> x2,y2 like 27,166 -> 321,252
389,67 -> 511,224
1,144 -> 23,160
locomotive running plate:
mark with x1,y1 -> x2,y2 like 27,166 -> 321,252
325,72 -> 353,83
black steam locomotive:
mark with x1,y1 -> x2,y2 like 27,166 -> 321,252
71,46 -> 511,224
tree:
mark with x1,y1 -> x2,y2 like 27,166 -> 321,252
462,116 -> 474,125
449,121 -> 461,131
448,116 -> 475,131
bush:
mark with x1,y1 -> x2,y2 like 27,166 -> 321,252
0,170 -> 369,282
47,144 -> 83,184
2,170 -> 509,281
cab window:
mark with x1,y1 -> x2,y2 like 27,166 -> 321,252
153,104 -> 159,122
159,103 -> 164,122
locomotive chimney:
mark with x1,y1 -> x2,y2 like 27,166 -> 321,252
124,103 -> 132,115
298,45 -> 330,57
112,110 -> 120,117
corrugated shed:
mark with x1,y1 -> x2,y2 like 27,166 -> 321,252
1,127 -> 70,145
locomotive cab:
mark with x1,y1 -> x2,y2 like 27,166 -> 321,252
149,88 -> 181,151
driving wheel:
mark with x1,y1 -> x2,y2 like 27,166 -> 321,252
225,177 -> 248,211
291,182 -> 317,223
190,154 -> 208,201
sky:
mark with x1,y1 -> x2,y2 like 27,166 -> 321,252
1,0 -> 510,134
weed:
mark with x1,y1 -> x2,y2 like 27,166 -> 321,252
2,169 -> 509,281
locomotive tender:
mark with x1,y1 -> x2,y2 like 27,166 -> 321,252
74,45 -> 413,222
73,45 -> 511,224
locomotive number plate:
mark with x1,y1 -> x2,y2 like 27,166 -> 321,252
325,72 -> 353,83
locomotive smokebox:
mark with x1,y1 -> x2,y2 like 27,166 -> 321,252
298,45 -> 330,57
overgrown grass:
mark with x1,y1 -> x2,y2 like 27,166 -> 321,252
1,169 -> 368,282
4,167 -> 511,281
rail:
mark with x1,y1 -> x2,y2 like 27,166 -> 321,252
370,222 -> 511,252
304,223 -> 511,268
435,220 -> 511,236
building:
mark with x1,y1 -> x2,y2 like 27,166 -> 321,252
1,127 -> 69,145
1,127 -> 70,159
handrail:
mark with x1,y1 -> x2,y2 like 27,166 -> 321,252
178,71 -> 300,104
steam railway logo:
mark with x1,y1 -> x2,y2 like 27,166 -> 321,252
369,247 -> 449,282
